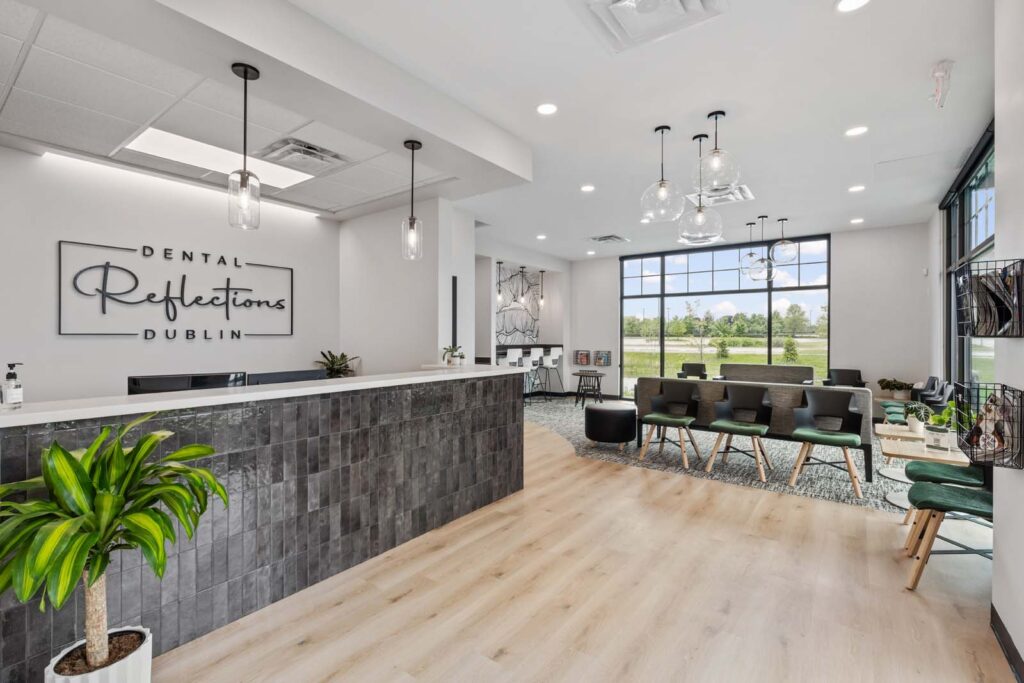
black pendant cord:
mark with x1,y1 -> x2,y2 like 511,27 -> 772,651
758,215 -> 768,240
694,133 -> 709,211
409,145 -> 415,218
778,218 -> 788,239
242,76 -> 247,174
660,128 -> 665,182
747,222 -> 754,242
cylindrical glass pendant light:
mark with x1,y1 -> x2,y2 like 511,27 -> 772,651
640,125 -> 686,222
748,215 -> 776,282
740,222 -> 760,273
496,261 -> 504,303
539,270 -> 546,307
228,63 -> 261,230
518,266 -> 527,304
678,134 -> 724,246
694,110 -> 740,196
401,140 -> 423,260
771,217 -> 799,264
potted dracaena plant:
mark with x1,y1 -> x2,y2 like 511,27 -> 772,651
0,413 -> 227,683
441,345 -> 462,367
315,350 -> 359,379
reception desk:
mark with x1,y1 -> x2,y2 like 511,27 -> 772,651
0,366 -> 525,666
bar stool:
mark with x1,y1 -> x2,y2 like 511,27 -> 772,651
503,348 -> 523,368
638,381 -> 702,468
524,347 -> 545,403
904,482 -> 993,590
704,385 -> 773,482
539,347 -> 565,396
788,389 -> 864,499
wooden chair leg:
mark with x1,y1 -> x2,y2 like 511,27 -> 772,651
722,434 -> 733,464
639,424 -> 657,461
799,444 -> 814,475
685,427 -> 702,462
618,442 -> 626,453
907,511 -> 945,590
842,447 -> 863,499
751,437 -> 767,483
901,506 -> 916,525
757,437 -> 774,470
677,428 -> 689,469
704,433 -> 726,472
659,428 -> 667,455
788,442 -> 810,487
905,509 -> 929,557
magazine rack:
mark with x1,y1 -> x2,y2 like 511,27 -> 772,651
954,259 -> 1024,337
954,382 -> 1024,469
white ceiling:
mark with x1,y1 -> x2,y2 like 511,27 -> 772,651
290,0 -> 995,259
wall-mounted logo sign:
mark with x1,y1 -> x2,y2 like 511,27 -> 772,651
58,240 -> 293,341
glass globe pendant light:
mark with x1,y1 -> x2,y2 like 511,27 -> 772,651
739,222 -> 760,272
748,215 -> 776,282
678,134 -> 724,246
693,110 -> 740,197
228,63 -> 261,230
771,217 -> 799,264
401,140 -> 423,260
640,125 -> 686,222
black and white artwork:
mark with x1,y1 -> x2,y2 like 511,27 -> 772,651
496,267 -> 540,344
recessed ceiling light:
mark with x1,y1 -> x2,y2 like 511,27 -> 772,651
848,185 -> 866,193
587,250 -> 596,256
536,234 -> 547,240
850,218 -> 865,224
580,184 -> 595,192
845,125 -> 869,137
537,103 -> 558,116
126,128 -> 312,188
640,217 -> 651,224
835,0 -> 871,12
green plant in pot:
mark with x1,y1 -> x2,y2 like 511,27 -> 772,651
442,345 -> 462,367
903,401 -> 933,436
315,350 -> 359,378
0,413 -> 227,682
879,378 -> 914,400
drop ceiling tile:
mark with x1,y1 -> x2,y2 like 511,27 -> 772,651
274,176 -> 371,206
154,100 -> 283,155
113,148 -> 211,179
365,151 -> 443,181
323,162 -> 406,194
0,33 -> 21,84
269,186 -> 347,211
0,88 -> 139,155
287,121 -> 385,162
18,47 -> 177,124
186,79 -> 309,134
0,0 -> 37,41
33,16 -> 200,96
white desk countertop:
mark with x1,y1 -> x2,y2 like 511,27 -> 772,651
0,366 -> 526,429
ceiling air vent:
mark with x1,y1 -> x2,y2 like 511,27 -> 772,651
255,138 -> 349,176
568,0 -> 727,53
590,234 -> 631,244
686,184 -> 755,207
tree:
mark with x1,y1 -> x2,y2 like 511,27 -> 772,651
815,305 -> 829,337
783,304 -> 810,336
783,337 -> 799,363
685,300 -> 706,360
715,338 -> 730,358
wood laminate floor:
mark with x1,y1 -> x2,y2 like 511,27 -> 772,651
154,422 -> 1012,682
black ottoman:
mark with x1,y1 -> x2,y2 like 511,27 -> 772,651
585,401 -> 637,451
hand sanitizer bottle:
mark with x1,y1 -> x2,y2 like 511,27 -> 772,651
2,363 -> 24,408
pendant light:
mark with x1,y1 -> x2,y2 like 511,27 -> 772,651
748,215 -> 776,282
640,125 -> 686,223
678,133 -> 724,246
496,261 -> 504,303
740,222 -> 760,273
401,140 -> 423,260
694,110 -> 740,196
228,63 -> 261,230
539,270 -> 546,307
771,217 -> 799,264
518,266 -> 527,304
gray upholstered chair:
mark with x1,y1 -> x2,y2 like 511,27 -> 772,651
823,368 -> 867,388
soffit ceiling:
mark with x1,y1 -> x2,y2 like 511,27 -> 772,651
290,0 -> 995,258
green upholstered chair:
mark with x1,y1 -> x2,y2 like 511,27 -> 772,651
904,482 -> 993,590
638,381 -> 702,468
788,389 -> 864,498
704,385 -> 773,482
899,461 -> 986,523
880,400 -> 907,409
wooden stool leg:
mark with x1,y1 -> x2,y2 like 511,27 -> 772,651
800,444 -> 814,475
659,428 -> 667,455
677,428 -> 689,469
704,433 -> 726,472
788,442 -> 810,487
639,424 -> 657,461
842,446 -> 863,499
905,509 -> 930,557
758,437 -> 774,470
752,437 -> 767,483
685,427 -> 702,462
722,434 -> 732,464
907,511 -> 945,590
901,506 -> 916,525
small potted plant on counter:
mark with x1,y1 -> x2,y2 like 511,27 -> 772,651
0,413 -> 227,683
903,401 -> 933,436
926,400 -> 968,450
879,378 -> 914,401
315,350 -> 359,378
442,345 -> 462,367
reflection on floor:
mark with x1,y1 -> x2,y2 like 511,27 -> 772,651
154,422 -> 1011,682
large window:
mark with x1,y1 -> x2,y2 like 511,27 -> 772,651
944,125 -> 995,384
620,236 -> 830,397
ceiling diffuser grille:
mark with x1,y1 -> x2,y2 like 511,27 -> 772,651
590,234 -> 631,243
686,184 -> 755,207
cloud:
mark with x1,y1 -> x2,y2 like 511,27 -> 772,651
712,301 -> 738,317
801,241 -> 828,257
773,270 -> 798,287
772,298 -> 791,313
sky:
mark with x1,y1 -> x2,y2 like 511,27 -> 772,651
624,289 -> 828,323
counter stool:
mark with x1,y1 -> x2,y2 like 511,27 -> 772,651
638,382 -> 702,468
904,482 -> 993,590
704,385 -> 773,482
539,347 -> 564,396
524,347 -> 545,403
788,389 -> 864,499
899,461 -> 987,524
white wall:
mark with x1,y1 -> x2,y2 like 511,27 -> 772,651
438,201 -> 476,360
570,257 -> 620,395
474,256 -> 495,361
993,0 -> 1024,656
926,210 -> 946,377
830,223 -> 938,386
0,146 -> 340,401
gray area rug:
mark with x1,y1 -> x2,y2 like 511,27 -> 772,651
525,398 -> 906,512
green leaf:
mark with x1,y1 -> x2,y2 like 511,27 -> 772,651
11,549 -> 39,602
0,557 -> 15,595
126,483 -> 191,514
107,439 -> 127,492
148,508 -> 177,545
41,443 -> 95,515
121,511 -> 167,577
117,412 -> 159,440
92,491 -> 124,540
160,443 -> 215,463
0,517 -> 50,562
87,551 -> 110,586
79,427 -> 111,473
46,532 -> 98,609
0,476 -> 47,500
120,431 -> 174,493
160,493 -> 195,539
27,518 -> 85,580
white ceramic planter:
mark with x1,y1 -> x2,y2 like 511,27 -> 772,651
893,390 -> 912,401
45,627 -> 152,683
907,416 -> 925,436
